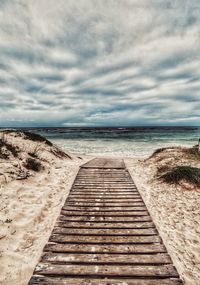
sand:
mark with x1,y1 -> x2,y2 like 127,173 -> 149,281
125,149 -> 200,285
0,131 -> 89,285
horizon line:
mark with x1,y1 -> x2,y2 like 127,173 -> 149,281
0,125 -> 200,129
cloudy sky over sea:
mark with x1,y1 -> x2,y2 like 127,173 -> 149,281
0,0 -> 200,127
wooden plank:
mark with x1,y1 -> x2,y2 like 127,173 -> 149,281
59,215 -> 151,222
68,196 -> 141,199
73,183 -> 135,185
78,173 -> 128,175
67,198 -> 143,202
72,187 -> 136,190
62,206 -> 147,212
55,221 -> 154,229
71,191 -> 138,194
78,171 -> 128,173
34,263 -> 179,278
69,194 -> 139,197
70,191 -> 139,194
75,179 -> 132,182
79,169 -> 127,172
73,183 -> 136,186
61,210 -> 149,217
71,189 -> 137,192
68,196 -> 142,200
73,186 -> 137,189
66,201 -> 144,205
71,190 -> 138,193
79,168 -> 126,171
74,182 -> 134,184
41,252 -> 171,264
76,180 -> 132,182
71,188 -> 137,191
75,178 -> 132,180
44,243 -> 166,254
60,214 -> 151,222
29,276 -> 183,285
49,234 -> 161,244
53,227 -> 158,236
77,175 -> 129,178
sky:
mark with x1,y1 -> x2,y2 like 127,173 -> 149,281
0,0 -> 200,127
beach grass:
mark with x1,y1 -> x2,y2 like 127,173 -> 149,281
25,158 -> 43,172
0,138 -> 20,158
22,131 -> 53,146
159,165 -> 200,187
184,147 -> 200,160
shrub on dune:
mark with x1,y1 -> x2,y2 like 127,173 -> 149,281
22,131 -> 53,146
25,158 -> 43,172
159,165 -> 200,187
0,138 -> 19,159
184,147 -> 200,160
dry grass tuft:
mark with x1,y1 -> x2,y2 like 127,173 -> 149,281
24,158 -> 43,172
183,147 -> 200,160
0,139 -> 20,159
158,165 -> 200,187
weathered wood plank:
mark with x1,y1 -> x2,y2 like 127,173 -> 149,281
69,193 -> 140,197
60,213 -> 151,222
55,221 -> 154,229
73,183 -> 136,187
72,190 -> 138,192
59,215 -> 151,222
60,210 -> 149,217
78,173 -> 129,175
29,276 -> 183,285
76,181 -> 132,184
41,252 -> 171,264
70,191 -> 139,194
76,176 -> 130,179
79,168 -> 127,171
44,243 -> 167,253
49,234 -> 161,244
66,202 -> 144,207
62,206 -> 147,212
67,198 -> 143,202
68,198 -> 142,202
76,179 -> 132,182
53,227 -> 158,236
34,263 -> 179,278
78,172 -> 129,174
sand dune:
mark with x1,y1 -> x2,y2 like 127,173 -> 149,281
126,147 -> 200,285
0,131 -> 89,285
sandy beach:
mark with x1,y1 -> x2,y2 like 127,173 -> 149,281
0,131 -> 200,285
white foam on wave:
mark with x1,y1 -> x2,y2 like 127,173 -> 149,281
52,138 -> 195,158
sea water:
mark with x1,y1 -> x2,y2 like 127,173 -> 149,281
32,126 -> 200,158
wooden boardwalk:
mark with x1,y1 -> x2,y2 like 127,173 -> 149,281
28,158 -> 183,285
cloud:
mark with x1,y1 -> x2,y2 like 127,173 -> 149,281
0,0 -> 200,126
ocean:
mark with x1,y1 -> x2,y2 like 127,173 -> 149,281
24,126 -> 200,158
